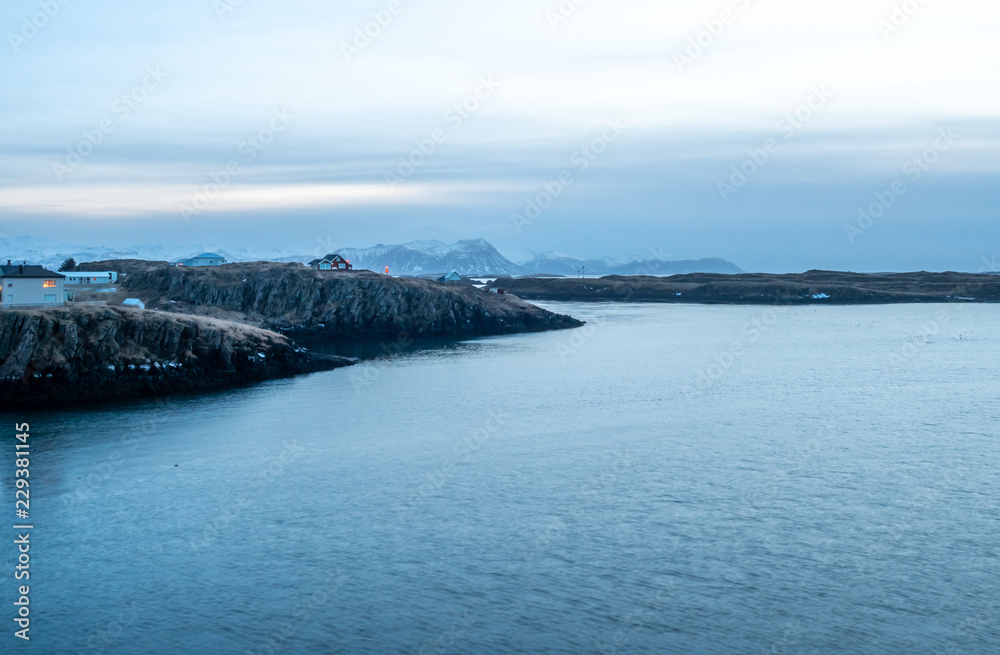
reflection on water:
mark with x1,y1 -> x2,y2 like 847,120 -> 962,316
295,333 -> 473,361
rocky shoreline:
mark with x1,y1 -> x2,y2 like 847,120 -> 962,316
2,262 -> 586,403
112,262 -> 584,337
0,307 -> 354,404
487,270 -> 1000,304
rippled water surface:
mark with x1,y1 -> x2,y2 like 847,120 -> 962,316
3,303 -> 999,654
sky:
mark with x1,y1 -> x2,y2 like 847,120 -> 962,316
0,0 -> 998,272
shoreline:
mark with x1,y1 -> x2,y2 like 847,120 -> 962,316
486,270 -> 1000,305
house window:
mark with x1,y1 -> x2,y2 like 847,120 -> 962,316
320,263 -> 331,270
43,280 -> 57,288
44,294 -> 56,302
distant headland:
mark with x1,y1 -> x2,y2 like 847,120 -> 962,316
486,270 -> 1000,304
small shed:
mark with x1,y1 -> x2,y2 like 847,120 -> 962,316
122,298 -> 146,310
438,272 -> 463,283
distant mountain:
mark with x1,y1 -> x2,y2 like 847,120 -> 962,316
520,254 -> 743,276
1,234 -> 741,278
608,257 -> 743,275
337,239 -> 525,276
0,236 -> 304,270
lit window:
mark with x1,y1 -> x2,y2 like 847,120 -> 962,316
43,280 -> 57,288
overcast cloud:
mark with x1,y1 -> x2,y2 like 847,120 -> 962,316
1,0 -> 998,271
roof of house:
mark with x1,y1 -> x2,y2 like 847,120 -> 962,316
0,264 -> 65,279
190,252 -> 225,259
122,298 -> 144,305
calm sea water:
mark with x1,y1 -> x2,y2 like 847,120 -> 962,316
3,302 -> 1000,654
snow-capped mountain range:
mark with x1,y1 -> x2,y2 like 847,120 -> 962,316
519,254 -> 743,276
0,236 -> 305,271
335,239 -> 524,276
0,235 -> 742,277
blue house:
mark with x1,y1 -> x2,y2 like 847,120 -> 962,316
179,252 -> 227,267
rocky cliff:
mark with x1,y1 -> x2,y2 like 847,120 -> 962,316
0,307 -> 354,404
117,263 -> 583,337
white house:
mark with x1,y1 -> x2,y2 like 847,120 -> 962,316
0,262 -> 66,308
178,252 -> 227,267
64,271 -> 119,285
122,298 -> 146,310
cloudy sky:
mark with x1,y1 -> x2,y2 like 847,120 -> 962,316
1,0 -> 998,272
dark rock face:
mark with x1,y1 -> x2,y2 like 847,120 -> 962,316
488,270 -> 1000,304
0,307 -> 353,404
122,264 -> 583,337
74,259 -> 170,276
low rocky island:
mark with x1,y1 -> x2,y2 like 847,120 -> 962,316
488,270 -> 1000,304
